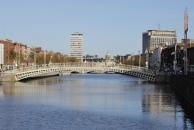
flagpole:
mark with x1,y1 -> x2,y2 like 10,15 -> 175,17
184,7 -> 188,76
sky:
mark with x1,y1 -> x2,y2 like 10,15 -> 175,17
0,0 -> 194,56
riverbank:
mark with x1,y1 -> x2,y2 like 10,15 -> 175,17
156,73 -> 194,108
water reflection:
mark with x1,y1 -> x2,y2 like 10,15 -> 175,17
0,74 -> 193,130
142,84 -> 176,113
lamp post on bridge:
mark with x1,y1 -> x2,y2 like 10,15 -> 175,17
145,49 -> 149,68
49,55 -> 53,64
30,50 -> 36,66
173,41 -> 177,75
44,51 -> 47,65
16,43 -> 21,68
131,53 -> 135,70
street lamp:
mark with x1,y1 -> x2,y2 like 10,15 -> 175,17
132,54 -> 134,66
44,51 -> 47,64
16,43 -> 21,67
138,50 -> 141,70
30,50 -> 36,65
145,49 -> 149,68
49,55 -> 53,64
122,56 -> 124,64
119,56 -> 121,64
173,43 -> 177,75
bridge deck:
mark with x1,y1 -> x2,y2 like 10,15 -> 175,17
0,63 -> 156,82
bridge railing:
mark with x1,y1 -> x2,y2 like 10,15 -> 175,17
115,64 -> 154,74
2,63 -> 154,75
5,62 -> 114,73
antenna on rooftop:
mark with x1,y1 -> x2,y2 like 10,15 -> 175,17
158,24 -> 161,30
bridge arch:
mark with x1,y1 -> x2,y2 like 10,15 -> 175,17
86,71 -> 99,74
70,71 -> 81,74
104,71 -> 116,74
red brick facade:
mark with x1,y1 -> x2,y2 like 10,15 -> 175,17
0,40 -> 15,64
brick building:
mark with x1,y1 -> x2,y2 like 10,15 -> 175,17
0,39 -> 15,64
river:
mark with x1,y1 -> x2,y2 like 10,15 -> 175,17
0,74 -> 193,130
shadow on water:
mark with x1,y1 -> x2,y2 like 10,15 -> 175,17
70,71 -> 80,74
20,74 -> 59,82
153,83 -> 194,129
176,95 -> 194,129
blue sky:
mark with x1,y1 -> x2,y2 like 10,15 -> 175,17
0,0 -> 193,56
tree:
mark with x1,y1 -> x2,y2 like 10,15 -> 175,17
9,49 -> 16,64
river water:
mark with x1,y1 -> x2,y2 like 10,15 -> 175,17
0,74 -> 193,130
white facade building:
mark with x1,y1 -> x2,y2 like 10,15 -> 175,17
0,44 -> 4,64
149,46 -> 163,71
70,32 -> 84,62
105,53 -> 115,66
142,30 -> 177,54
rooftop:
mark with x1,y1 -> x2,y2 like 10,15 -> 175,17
71,32 -> 83,36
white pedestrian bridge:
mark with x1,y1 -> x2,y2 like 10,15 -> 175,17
0,63 -> 156,82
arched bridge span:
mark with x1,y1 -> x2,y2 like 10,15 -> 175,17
0,63 -> 156,82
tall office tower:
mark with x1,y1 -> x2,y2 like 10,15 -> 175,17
69,32 -> 84,62
142,30 -> 177,54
